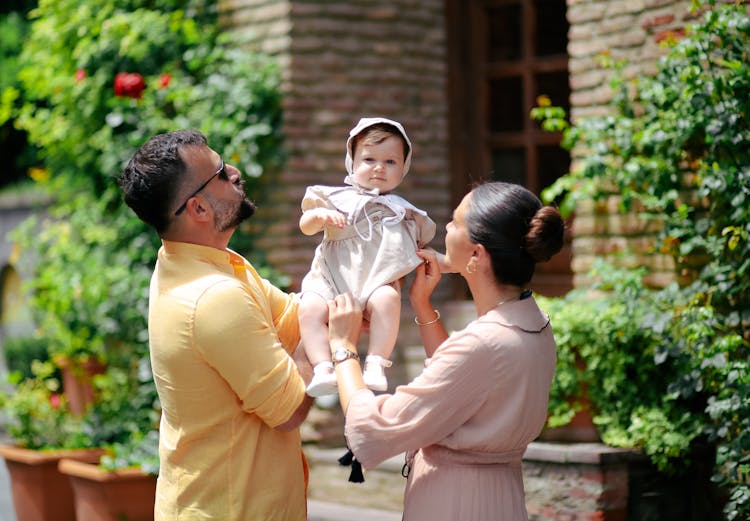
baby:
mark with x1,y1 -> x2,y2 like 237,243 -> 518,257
298,117 -> 436,396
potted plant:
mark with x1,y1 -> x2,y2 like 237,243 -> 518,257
1,360 -> 162,521
59,430 -> 159,521
57,355 -> 160,521
537,263 -> 698,460
0,338 -> 160,521
0,361 -> 105,521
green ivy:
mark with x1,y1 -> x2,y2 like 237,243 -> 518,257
533,2 -> 750,518
10,189 -> 155,364
1,0 -> 287,474
539,263 -> 704,473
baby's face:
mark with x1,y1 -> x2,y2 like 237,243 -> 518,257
351,135 -> 405,193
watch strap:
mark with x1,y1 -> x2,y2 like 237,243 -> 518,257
332,348 -> 360,365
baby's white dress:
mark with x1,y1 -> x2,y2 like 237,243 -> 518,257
300,184 -> 436,306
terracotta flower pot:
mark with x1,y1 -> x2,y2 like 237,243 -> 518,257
0,444 -> 104,521
540,357 -> 601,443
538,404 -> 601,443
58,458 -> 156,521
55,356 -> 106,415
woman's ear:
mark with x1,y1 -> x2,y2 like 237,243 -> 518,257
473,243 -> 489,265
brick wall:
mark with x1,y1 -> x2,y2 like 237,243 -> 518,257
220,0 -> 451,293
221,0 -> 705,291
566,0 -> 695,287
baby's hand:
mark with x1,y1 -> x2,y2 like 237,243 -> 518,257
417,248 -> 453,273
315,208 -> 347,229
435,252 -> 453,274
300,207 -> 347,235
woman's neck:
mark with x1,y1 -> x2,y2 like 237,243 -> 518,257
469,277 -> 523,317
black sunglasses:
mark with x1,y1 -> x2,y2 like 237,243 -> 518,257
174,160 -> 228,216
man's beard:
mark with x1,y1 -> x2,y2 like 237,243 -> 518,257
208,194 -> 256,232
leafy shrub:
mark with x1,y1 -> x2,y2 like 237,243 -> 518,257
540,263 -> 704,472
6,0 -> 285,363
2,335 -> 49,379
0,4 -> 38,185
534,2 -> 749,518
0,360 -> 91,450
87,358 -> 161,474
1,0 -> 287,473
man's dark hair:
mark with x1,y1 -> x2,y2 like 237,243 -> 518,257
119,129 -> 207,234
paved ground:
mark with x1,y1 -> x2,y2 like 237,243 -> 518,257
0,459 -> 16,521
0,445 -> 403,521
308,499 -> 401,520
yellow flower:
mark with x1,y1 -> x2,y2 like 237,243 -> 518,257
29,167 -> 50,183
536,95 -> 551,107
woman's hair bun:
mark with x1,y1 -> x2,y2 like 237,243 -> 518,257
524,206 -> 564,263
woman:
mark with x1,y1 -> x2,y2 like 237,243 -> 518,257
327,182 -> 565,520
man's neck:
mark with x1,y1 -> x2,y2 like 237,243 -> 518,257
161,227 -> 232,251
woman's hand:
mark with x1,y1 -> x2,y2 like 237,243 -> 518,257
410,249 -> 442,313
328,293 -> 363,352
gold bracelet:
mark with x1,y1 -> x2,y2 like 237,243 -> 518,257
414,309 -> 440,326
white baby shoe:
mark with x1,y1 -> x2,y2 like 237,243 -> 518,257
362,355 -> 392,392
306,362 -> 338,397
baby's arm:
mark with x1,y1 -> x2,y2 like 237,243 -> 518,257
435,252 -> 453,273
299,208 -> 347,235
418,248 -> 453,273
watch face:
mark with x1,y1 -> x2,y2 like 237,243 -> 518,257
333,349 -> 358,364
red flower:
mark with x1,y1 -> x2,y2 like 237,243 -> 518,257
75,68 -> 86,82
158,73 -> 172,89
114,72 -> 146,99
49,394 -> 62,409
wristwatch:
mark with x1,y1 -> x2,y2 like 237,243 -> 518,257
332,348 -> 360,366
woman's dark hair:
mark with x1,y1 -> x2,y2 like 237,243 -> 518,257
466,182 -> 564,286
119,129 -> 207,234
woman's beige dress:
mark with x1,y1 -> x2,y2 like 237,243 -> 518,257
345,296 -> 556,520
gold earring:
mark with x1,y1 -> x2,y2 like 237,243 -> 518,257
466,259 -> 476,274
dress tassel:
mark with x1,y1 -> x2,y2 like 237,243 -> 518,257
338,448 -> 365,483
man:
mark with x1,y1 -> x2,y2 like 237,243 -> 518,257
119,129 -> 313,520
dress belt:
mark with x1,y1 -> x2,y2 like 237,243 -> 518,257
403,445 -> 524,478
421,445 -> 524,466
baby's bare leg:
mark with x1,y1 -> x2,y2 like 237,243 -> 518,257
299,293 -> 332,366
366,283 -> 401,359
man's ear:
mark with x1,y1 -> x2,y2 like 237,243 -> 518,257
186,196 -> 211,222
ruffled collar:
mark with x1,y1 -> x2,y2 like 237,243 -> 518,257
478,294 -> 551,334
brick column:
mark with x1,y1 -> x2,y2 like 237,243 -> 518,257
566,0 -> 694,287
220,0 -> 451,293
